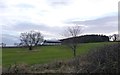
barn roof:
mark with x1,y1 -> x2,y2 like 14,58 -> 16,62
44,40 -> 61,43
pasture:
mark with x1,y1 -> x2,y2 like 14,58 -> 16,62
2,42 -> 113,67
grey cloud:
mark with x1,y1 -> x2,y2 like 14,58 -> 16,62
0,3 -> 6,8
2,20 -> 64,34
2,34 -> 20,45
15,3 -> 35,9
11,22 -> 64,33
46,0 -> 72,7
65,15 -> 118,34
0,1 -> 7,12
84,25 -> 118,34
2,21 -> 45,31
66,16 -> 117,26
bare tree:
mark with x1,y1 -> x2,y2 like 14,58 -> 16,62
0,43 -> 6,47
20,31 -> 44,50
63,25 -> 82,57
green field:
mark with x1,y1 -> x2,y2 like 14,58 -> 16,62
2,42 -> 113,67
0,48 -> 2,66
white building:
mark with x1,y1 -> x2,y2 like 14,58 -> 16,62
43,40 -> 61,45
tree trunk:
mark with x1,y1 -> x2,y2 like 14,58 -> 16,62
73,45 -> 76,57
73,49 -> 76,57
29,46 -> 32,50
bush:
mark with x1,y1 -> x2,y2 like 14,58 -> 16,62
77,43 -> 119,73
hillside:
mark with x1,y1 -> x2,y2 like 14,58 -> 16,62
2,42 -> 114,67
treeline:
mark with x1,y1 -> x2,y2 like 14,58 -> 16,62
60,34 -> 109,44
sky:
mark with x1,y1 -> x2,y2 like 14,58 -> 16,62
0,0 -> 119,45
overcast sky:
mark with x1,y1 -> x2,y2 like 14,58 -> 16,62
0,0 -> 119,45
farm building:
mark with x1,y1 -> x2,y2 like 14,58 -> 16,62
42,40 -> 61,45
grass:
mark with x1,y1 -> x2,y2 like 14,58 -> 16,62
0,48 -> 2,66
2,42 -> 114,67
